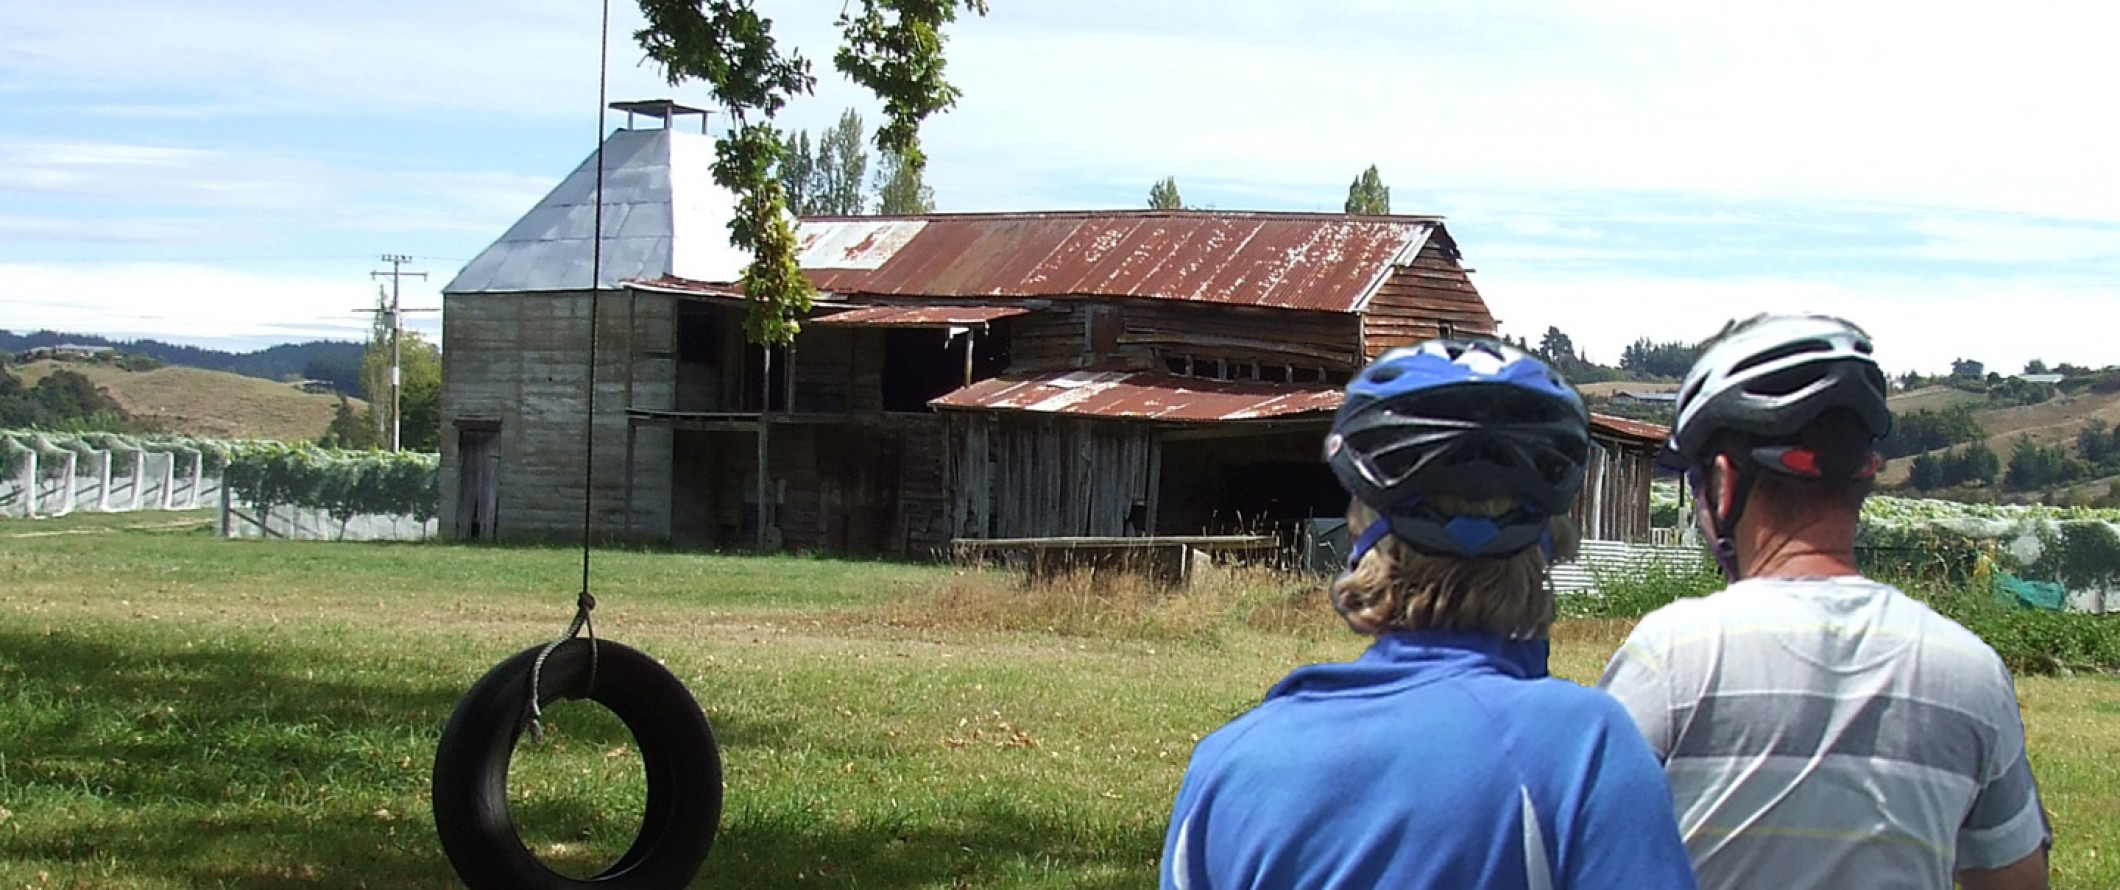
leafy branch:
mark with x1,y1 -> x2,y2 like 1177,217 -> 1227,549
633,0 -> 987,347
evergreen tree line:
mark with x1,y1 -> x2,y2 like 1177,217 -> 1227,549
1880,405 -> 1985,460
0,331 -> 364,396
1907,421 -> 2120,493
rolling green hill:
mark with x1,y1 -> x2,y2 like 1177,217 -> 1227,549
11,360 -> 365,442
1880,384 -> 2120,500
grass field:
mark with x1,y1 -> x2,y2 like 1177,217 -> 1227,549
12,360 -> 358,442
4,513 -> 2117,888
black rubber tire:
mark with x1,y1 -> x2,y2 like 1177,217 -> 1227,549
432,639 -> 722,889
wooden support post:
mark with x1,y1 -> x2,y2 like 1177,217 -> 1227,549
757,348 -> 771,553
622,420 -> 637,540
1144,433 -> 1163,536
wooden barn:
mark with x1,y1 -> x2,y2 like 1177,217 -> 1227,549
438,102 -> 1663,555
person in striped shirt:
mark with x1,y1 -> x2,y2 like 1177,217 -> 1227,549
1162,341 -> 1696,890
1600,314 -> 2050,890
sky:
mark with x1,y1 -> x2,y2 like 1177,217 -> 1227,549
3,0 -> 2117,376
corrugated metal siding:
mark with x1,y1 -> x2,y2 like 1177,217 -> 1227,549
797,212 -> 1436,312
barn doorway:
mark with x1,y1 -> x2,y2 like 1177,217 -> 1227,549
455,426 -> 501,541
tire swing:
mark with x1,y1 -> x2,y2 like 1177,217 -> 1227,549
431,2 -> 720,884
432,631 -> 723,889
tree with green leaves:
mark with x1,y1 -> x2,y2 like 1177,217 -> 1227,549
1620,338 -> 1700,380
815,108 -> 869,215
1908,452 -> 1943,490
635,0 -> 989,347
1537,326 -> 1576,363
360,327 -> 441,452
1344,164 -> 1390,215
778,129 -> 818,215
780,110 -> 869,216
318,396 -> 381,450
1148,176 -> 1184,210
874,148 -> 935,214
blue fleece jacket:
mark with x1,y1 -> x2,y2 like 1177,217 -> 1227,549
1161,631 -> 1697,890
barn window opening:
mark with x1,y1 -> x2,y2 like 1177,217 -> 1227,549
739,343 -> 788,412
881,324 -> 1009,412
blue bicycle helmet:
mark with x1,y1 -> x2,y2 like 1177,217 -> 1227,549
1325,340 -> 1590,564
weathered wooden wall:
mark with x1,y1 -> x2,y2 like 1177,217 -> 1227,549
1360,237 -> 1497,358
439,289 -> 676,543
946,414 -> 1155,539
1001,300 -> 1363,373
1570,439 -> 1655,543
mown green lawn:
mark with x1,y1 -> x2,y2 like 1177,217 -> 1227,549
3,513 -> 2116,888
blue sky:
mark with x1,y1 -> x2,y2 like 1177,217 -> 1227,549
3,0 -> 2117,375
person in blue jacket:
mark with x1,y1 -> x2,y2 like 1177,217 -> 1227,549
1160,340 -> 1697,890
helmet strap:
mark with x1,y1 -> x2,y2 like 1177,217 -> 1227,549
1347,518 -> 1395,572
1690,462 -> 1758,583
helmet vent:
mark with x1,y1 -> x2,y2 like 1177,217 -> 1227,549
1730,338 -> 1831,375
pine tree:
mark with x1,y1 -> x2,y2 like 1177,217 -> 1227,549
1344,164 -> 1390,215
1148,176 -> 1184,210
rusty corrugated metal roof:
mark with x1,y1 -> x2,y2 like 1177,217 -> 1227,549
1589,413 -> 1669,447
625,275 -> 746,299
933,376 -> 1675,441
793,211 -> 1438,313
810,304 -> 1030,327
931,368 -> 1343,422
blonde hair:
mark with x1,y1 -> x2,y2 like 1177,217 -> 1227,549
1330,496 -> 1581,639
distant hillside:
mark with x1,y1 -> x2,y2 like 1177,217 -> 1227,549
1880,383 -> 2120,501
11,360 -> 365,442
0,330 -> 364,396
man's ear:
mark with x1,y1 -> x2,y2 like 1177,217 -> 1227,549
1709,453 -> 1740,526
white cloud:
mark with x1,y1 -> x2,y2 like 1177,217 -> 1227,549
1477,268 -> 2118,378
0,138 -> 336,209
0,262 -> 440,345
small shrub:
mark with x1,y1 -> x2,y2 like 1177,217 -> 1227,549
1916,584 -> 2120,675
1564,553 -> 1724,619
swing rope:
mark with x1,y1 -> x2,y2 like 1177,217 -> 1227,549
528,0 -> 612,745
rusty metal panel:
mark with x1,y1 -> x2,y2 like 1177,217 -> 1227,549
789,212 -> 1437,313
931,368 -> 1343,422
1589,413 -> 1669,447
795,220 -> 928,270
808,304 -> 1030,327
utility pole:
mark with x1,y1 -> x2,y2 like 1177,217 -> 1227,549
369,255 -> 428,452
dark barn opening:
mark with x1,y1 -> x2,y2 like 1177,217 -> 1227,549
1155,429 -> 1340,536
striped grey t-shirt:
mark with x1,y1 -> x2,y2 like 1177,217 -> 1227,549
1599,576 -> 2049,889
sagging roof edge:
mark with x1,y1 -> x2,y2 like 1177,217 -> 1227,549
1346,222 -> 1438,315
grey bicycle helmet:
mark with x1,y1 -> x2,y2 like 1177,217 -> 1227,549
1665,313 -> 1891,473
1667,313 -> 1890,580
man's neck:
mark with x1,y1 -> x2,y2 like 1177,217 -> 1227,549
1739,511 -> 1862,580
1747,547 -> 1861,580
